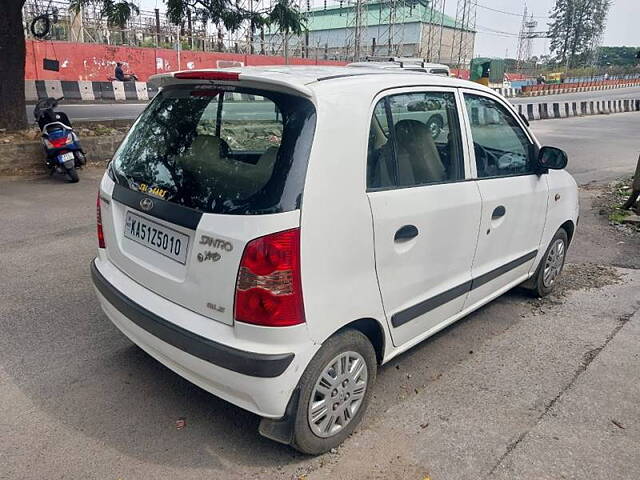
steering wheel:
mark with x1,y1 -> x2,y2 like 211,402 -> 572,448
474,143 -> 490,177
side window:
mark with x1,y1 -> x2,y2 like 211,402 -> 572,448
463,94 -> 534,178
367,91 -> 464,189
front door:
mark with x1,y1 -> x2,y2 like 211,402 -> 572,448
366,88 -> 482,347
460,91 -> 549,309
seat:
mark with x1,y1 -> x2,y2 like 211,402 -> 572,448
394,119 -> 446,185
367,117 -> 395,188
181,135 -> 279,199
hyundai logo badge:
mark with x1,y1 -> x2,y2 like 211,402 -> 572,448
139,197 -> 154,211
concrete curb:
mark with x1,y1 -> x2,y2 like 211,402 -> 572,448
25,80 -> 155,102
24,80 -> 274,103
0,133 -> 125,176
514,98 -> 640,122
492,87 -> 518,98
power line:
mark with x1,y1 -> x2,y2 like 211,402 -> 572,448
476,2 -> 548,19
476,24 -> 520,37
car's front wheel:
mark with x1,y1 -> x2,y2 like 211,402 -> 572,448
291,329 -> 376,455
526,228 -> 568,297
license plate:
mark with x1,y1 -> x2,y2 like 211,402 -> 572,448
60,152 -> 74,162
124,211 -> 190,264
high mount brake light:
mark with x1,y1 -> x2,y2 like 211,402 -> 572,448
174,71 -> 239,81
97,193 -> 105,249
234,229 -> 305,327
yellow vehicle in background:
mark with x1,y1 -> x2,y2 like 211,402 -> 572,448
545,72 -> 564,84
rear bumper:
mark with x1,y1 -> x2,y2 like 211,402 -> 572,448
91,258 -> 316,418
91,261 -> 294,377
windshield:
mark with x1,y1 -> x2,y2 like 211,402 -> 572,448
111,85 -> 316,215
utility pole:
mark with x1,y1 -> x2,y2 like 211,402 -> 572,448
424,0 -> 444,62
516,5 -> 537,72
451,0 -> 476,69
155,8 -> 160,47
354,0 -> 363,61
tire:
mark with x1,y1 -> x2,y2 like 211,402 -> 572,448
291,330 -> 376,455
525,228 -> 568,297
74,151 -> 87,167
427,115 -> 443,139
30,15 -> 51,39
65,166 -> 79,183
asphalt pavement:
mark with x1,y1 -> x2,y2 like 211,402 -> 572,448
1,113 -> 640,479
25,85 -> 640,121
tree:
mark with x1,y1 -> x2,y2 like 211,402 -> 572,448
0,0 -> 304,131
1,2 -> 28,130
622,154 -> 640,212
597,46 -> 640,67
548,0 -> 611,69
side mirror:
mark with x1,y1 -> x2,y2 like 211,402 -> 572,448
538,146 -> 568,171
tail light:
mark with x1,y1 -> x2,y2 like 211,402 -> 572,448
97,192 -> 105,249
50,136 -> 69,148
234,229 -> 305,327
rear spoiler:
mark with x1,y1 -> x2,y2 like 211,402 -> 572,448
148,70 -> 314,98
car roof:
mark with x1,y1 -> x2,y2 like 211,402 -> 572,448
149,65 -> 492,99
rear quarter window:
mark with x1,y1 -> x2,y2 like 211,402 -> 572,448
111,86 -> 316,215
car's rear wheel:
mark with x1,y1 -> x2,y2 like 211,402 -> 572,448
291,330 -> 376,455
526,228 -> 568,297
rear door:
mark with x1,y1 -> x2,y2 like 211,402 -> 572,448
101,86 -> 316,325
460,90 -> 548,309
367,87 -> 482,347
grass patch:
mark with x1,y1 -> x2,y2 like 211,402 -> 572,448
609,208 -> 631,224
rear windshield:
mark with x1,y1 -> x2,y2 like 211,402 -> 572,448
110,85 -> 316,215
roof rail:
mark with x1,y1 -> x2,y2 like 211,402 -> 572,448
364,56 -> 426,68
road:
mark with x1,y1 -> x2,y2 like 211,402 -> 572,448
25,85 -> 640,120
1,114 -> 640,479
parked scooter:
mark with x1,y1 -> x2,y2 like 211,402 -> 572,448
33,97 -> 86,182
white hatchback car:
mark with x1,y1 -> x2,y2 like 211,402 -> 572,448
92,66 -> 578,454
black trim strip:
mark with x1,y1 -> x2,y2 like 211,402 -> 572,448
391,250 -> 538,328
91,261 -> 295,378
470,250 -> 538,290
392,281 -> 472,328
112,183 -> 203,231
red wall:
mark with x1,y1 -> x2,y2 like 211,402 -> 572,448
25,40 -> 345,81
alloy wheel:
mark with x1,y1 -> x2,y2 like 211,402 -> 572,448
543,238 -> 566,288
307,351 -> 368,438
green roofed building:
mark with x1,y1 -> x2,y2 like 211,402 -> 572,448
262,0 -> 475,65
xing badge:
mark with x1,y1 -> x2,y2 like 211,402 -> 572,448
197,251 -> 221,263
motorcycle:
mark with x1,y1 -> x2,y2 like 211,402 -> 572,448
33,97 -> 86,182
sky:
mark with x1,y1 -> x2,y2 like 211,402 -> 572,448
138,0 -> 639,58
470,0 -> 639,58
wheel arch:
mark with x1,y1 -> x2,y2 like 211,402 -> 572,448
559,219 -> 575,245
335,317 -> 386,364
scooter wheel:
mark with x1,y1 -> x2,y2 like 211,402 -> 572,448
66,166 -> 79,183
75,151 -> 87,167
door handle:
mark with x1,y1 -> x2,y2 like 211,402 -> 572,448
394,224 -> 419,242
492,205 -> 506,219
